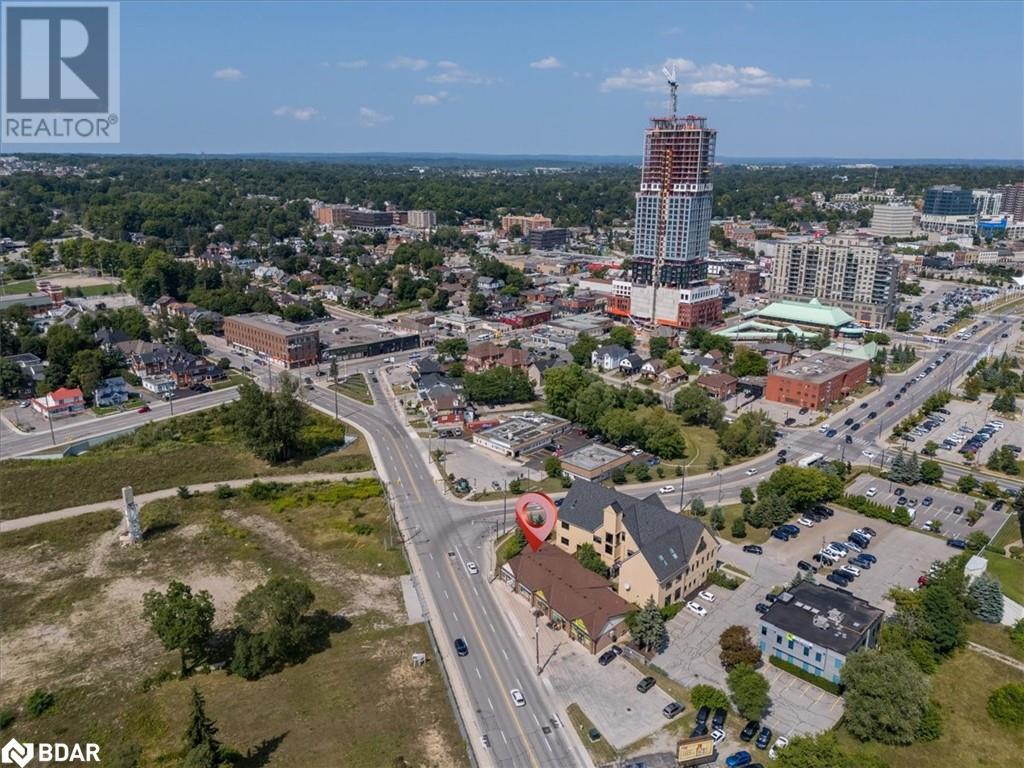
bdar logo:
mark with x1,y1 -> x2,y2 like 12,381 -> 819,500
1,739 -> 34,768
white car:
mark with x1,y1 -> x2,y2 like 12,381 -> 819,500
769,735 -> 790,759
711,728 -> 726,745
466,562 -> 479,575
840,564 -> 861,578
819,424 -> 831,434
659,485 -> 675,494
852,528 -> 874,539
862,449 -> 875,459
510,689 -> 526,707
797,517 -> 815,527
631,449 -> 644,457
698,590 -> 715,603
686,601 -> 707,617
745,468 -> 759,476
865,487 -> 878,497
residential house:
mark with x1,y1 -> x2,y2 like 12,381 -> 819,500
554,480 -> 720,608
31,386 -> 85,419
591,344 -> 630,372
640,359 -> 666,379
618,353 -> 645,376
93,327 -> 130,351
696,373 -> 737,400
93,377 -> 130,407
527,353 -> 570,390
658,366 -> 688,388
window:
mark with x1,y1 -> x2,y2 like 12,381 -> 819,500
835,658 -> 843,669
761,626 -> 767,636
604,544 -> 613,555
803,646 -> 810,657
560,521 -> 569,530
560,537 -> 569,546
815,652 -> 822,663
776,635 -> 782,645
787,639 -> 795,650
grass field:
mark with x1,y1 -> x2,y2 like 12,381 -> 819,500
983,551 -> 1024,605
331,373 -> 373,405
0,278 -> 38,293
0,409 -> 373,519
566,703 -> 618,764
714,502 -> 770,544
991,515 -> 1021,550
836,648 -> 1024,768
0,479 -> 466,767
680,426 -> 726,473
969,621 -> 1024,662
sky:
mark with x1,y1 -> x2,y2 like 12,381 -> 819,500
10,0 -> 1024,159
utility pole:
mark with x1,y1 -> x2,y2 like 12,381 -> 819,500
535,611 -> 541,676
47,410 -> 56,445
329,358 -> 338,419
678,464 -> 686,514
502,478 -> 508,532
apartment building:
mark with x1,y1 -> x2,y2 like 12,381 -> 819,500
869,204 -> 916,238
501,213 -> 552,235
407,210 -> 437,229
554,481 -> 720,608
224,313 -> 320,368
768,235 -> 898,327
765,353 -> 869,410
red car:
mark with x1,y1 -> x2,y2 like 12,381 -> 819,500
917,575 -> 928,587
137,405 -> 151,413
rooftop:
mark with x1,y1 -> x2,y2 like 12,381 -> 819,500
561,444 -> 629,472
227,313 -> 316,337
773,353 -> 866,383
752,298 -> 856,329
760,581 -> 884,655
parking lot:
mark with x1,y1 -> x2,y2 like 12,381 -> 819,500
846,472 -> 1010,543
924,394 -> 1024,468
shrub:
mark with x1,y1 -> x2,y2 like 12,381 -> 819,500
839,495 -> 911,525
24,688 -> 55,718
769,655 -> 842,695
987,683 -> 1024,728
214,484 -> 234,500
177,485 -> 192,499
660,603 -> 683,622
690,684 -> 730,711
915,700 -> 944,742
0,709 -> 14,730
708,570 -> 742,590
731,517 -> 747,538
1011,619 -> 1024,655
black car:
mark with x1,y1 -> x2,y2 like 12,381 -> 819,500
740,720 -> 760,741
844,417 -> 854,426
953,505 -> 964,515
868,411 -> 877,419
894,487 -> 905,496
861,527 -> 877,537
765,592 -> 779,604
797,560 -> 816,572
857,552 -> 877,563
756,727 -> 773,750
696,705 -> 711,726
851,423 -> 860,431
845,435 -> 853,444
775,457 -> 787,465
771,529 -> 790,542
860,402 -> 869,409
825,429 -> 837,438
885,400 -> 894,407
690,723 -> 709,738
454,638 -> 469,657
827,572 -> 851,587
637,676 -> 656,693
742,545 -> 763,555
922,497 -> 933,507
598,649 -> 617,666
993,500 -> 1005,511
947,538 -> 967,550
712,708 -> 728,729
780,524 -> 801,536
755,603 -> 770,614
777,449 -> 788,457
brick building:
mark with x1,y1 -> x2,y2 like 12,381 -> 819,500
765,354 -> 869,410
224,313 -> 320,368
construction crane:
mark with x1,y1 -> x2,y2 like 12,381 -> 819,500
662,65 -> 678,119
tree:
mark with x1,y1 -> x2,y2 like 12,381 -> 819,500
0,357 -> 23,397
689,684 -> 730,711
184,686 -> 220,767
569,333 -> 599,367
731,517 -> 747,538
648,336 -> 669,360
919,459 -> 943,485
436,338 -> 468,361
231,377 -> 304,463
987,445 -> 1020,475
920,583 -> 968,657
992,389 -> 1018,415
463,367 -> 534,405
963,376 -> 982,400
1011,619 -> 1024,655
841,650 -> 929,745
468,292 -> 488,316
719,625 -> 761,670
609,325 -> 635,351
575,543 -> 610,578
731,347 -> 768,377
957,474 -> 978,494
142,581 -> 215,676
756,465 -> 842,511
774,733 -> 883,768
740,487 -> 755,505
633,597 -> 667,652
894,311 -> 912,332
987,683 -> 1024,728
691,496 -> 706,516
969,573 -> 1004,623
718,410 -> 776,459
727,663 -> 770,720
673,385 -> 726,428
710,505 -> 725,531
544,456 -> 563,478
543,364 -> 593,419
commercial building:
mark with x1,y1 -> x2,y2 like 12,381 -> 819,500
315,204 -> 351,226
555,481 -> 720,608
559,444 -> 632,481
729,267 -> 762,296
869,204 -> 916,238
345,209 -> 395,231
606,107 -> 722,329
501,545 -> 632,654
998,182 -> 1024,221
472,413 -> 571,457
528,227 -> 569,250
765,353 -> 869,410
31,386 -> 85,419
320,324 -> 420,361
501,213 -> 552,235
224,313 -> 320,368
767,236 -> 898,327
923,185 -> 976,216
758,582 -> 884,685
407,210 -> 437,229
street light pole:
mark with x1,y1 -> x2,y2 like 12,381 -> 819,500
535,611 -> 541,676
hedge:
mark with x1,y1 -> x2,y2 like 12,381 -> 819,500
839,495 -> 912,526
769,655 -> 843,696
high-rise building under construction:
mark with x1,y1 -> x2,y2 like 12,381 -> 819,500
608,111 -> 723,328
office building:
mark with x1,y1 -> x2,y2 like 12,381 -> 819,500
768,236 -> 898,327
607,109 -> 722,328
974,189 -> 1004,217
501,213 -> 552,235
554,480 -> 719,608
224,313 -> 320,368
528,227 -> 569,250
758,582 -> 884,685
765,353 -> 870,410
998,182 -> 1024,221
923,185 -> 975,216
869,204 -> 915,238
345,209 -> 395,231
407,210 -> 437,229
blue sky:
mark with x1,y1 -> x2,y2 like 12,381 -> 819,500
18,0 -> 1024,158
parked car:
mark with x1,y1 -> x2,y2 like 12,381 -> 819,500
695,705 -> 710,726
840,564 -> 861,578
740,720 -> 760,741
756,727 -> 773,750
797,517 -> 815,527
690,723 -> 709,738
598,648 -> 617,666
755,603 -> 771,614
866,487 -> 878,497
711,727 -> 726,745
588,727 -> 601,742
769,735 -> 790,759
454,638 -> 469,657
947,538 -> 967,550
726,751 -> 753,768
687,601 -> 707,617
637,676 -> 656,693
698,590 -> 716,603
857,552 -> 877,564
771,529 -> 790,542
712,707 -> 728,728
796,560 -> 816,572
850,556 -> 872,570
742,545 -> 763,555
663,702 -> 684,719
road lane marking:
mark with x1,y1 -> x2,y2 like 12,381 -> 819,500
476,667 -> 482,680
488,697 -> 494,711
532,713 -> 540,727
452,610 -> 458,622
489,622 -> 497,634
501,648 -> 509,661
500,730 -> 508,745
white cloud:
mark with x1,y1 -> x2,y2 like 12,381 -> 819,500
413,91 -> 450,106
600,57 -> 811,98
427,61 -> 493,85
273,106 -> 318,121
389,56 -> 429,71
359,106 -> 392,126
335,59 -> 368,69
213,67 -> 243,81
530,56 -> 562,70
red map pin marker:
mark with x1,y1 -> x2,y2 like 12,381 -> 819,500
515,492 -> 558,552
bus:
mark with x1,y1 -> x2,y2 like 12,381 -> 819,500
923,335 -> 946,344
798,452 -> 825,468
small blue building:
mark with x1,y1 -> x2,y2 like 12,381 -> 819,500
758,581 -> 884,685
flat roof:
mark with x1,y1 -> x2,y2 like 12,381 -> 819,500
476,413 -> 570,448
761,581 -> 884,655
561,444 -> 628,471
321,321 -> 420,347
772,353 -> 865,383
227,312 -> 316,337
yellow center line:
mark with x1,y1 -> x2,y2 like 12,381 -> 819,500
445,556 -> 543,768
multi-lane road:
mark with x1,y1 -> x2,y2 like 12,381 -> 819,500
1,312 -> 1018,767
